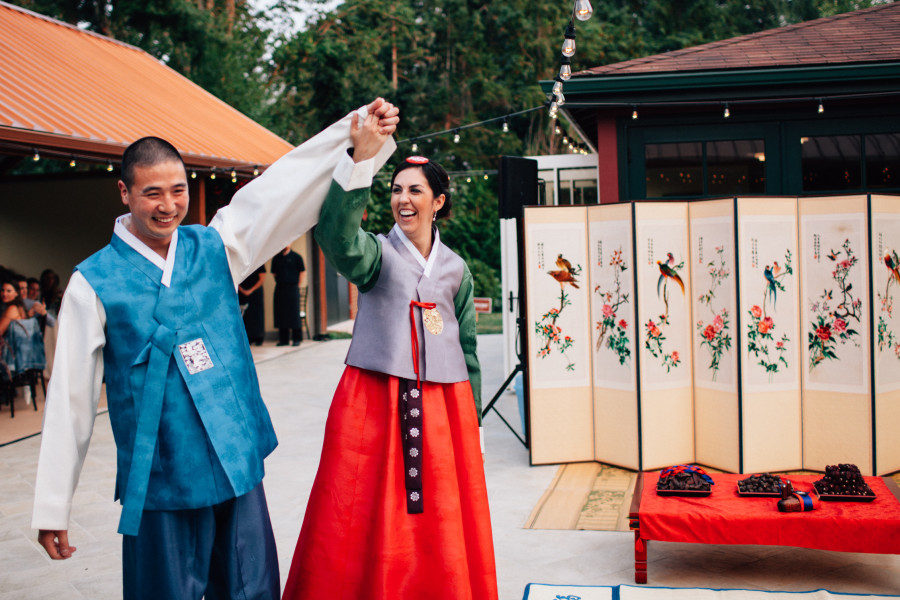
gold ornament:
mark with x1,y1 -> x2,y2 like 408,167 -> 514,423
423,307 -> 444,335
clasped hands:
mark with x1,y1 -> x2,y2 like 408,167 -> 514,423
351,97 -> 400,164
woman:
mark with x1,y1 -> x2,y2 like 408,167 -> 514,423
0,280 -> 26,337
238,264 -> 266,345
283,112 -> 497,599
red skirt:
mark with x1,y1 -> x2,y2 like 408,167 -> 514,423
282,366 -> 498,600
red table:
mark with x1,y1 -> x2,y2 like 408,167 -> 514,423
628,472 -> 900,584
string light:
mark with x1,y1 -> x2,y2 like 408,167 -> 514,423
723,103 -> 731,118
574,0 -> 593,21
191,170 -> 197,179
210,168 -> 216,180
561,22 -> 576,57
817,99 -> 824,114
69,157 -> 76,168
555,120 -> 561,135
32,149 -> 39,161
552,76 -> 564,97
559,56 -> 572,81
483,174 -> 489,180
253,166 -> 260,176
632,106 -> 639,120
502,118 -> 509,133
453,129 -> 461,144
411,141 -> 418,152
106,161 -> 113,172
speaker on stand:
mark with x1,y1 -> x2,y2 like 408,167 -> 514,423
482,156 -> 538,448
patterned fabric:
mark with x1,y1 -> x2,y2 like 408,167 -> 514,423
1,317 -> 45,374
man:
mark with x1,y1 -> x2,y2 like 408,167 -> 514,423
272,245 -> 306,346
32,99 -> 398,599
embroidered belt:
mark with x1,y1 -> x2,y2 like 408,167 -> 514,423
399,300 -> 436,514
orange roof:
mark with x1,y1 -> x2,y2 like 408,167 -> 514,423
0,1 -> 292,172
580,3 -> 900,77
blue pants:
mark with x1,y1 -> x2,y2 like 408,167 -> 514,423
122,483 -> 279,600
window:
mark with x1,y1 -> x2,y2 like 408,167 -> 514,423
645,140 -> 765,198
801,135 -> 861,191
559,179 -> 599,205
866,133 -> 900,189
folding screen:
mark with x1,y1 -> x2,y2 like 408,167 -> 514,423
689,200 -> 740,473
634,202 -> 694,470
870,194 -> 900,475
587,204 -> 639,470
524,206 -> 594,464
736,197 -> 803,473
799,196 -> 872,473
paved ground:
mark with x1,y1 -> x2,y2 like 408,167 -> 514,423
1,334 -> 899,599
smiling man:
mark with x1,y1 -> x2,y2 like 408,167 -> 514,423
31,99 -> 398,600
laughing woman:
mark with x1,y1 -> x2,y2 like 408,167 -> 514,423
282,111 -> 498,600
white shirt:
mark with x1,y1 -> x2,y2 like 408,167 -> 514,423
32,108 -> 395,531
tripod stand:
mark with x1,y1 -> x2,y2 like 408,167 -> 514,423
480,307 -> 528,448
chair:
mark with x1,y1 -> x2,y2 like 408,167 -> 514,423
299,286 -> 311,341
1,317 -> 46,417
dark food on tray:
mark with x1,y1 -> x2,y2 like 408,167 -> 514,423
657,465 -> 714,492
737,473 -> 783,495
813,463 -> 875,498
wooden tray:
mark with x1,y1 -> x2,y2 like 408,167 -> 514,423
656,488 -> 712,497
736,488 -> 782,498
817,492 -> 876,502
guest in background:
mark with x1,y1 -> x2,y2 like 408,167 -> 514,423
0,279 -> 26,337
27,278 -> 40,302
271,246 -> 305,346
239,264 -> 267,346
39,269 -> 63,317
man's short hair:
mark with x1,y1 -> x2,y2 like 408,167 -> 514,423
121,137 -> 186,190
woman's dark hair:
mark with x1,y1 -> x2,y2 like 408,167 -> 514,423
390,157 -> 453,220
1,279 -> 24,309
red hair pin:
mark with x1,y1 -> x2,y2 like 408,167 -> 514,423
406,156 -> 429,164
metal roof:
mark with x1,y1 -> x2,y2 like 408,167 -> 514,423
0,1 -> 292,173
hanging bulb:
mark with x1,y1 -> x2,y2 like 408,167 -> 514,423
453,129 -> 461,144
632,106 -> 639,120
231,169 -> 237,179
559,56 -> 572,81
562,135 -> 569,145
32,149 -> 40,162
466,177 -> 472,183
574,0 -> 593,21
549,100 -> 559,118
411,141 -> 419,152
723,103 -> 731,118
554,120 -> 561,135
552,76 -> 564,97
817,99 -> 824,114
502,119 -> 509,133
253,166 -> 260,176
191,170 -> 197,179
483,174 -> 489,180
561,22 -> 576,57
556,92 -> 565,107
106,161 -> 113,172
69,157 -> 76,168
210,168 -> 216,180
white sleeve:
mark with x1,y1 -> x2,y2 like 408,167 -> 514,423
32,271 -> 106,531
210,105 -> 397,285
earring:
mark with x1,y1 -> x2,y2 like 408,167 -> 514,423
432,213 -> 437,222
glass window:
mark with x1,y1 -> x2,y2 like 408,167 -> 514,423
559,179 -> 598,205
866,133 -> 900,189
645,142 -> 703,197
707,139 -> 766,194
801,135 -> 861,191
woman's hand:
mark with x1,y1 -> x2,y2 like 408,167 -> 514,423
352,98 -> 399,163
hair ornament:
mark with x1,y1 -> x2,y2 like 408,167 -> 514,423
406,156 -> 429,164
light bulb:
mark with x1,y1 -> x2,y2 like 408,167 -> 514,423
723,103 -> 730,118
453,130 -> 460,144
32,150 -> 40,161
552,78 -> 564,96
817,101 -> 824,114
483,174 -> 489,180
107,162 -> 113,172
574,0 -> 593,21
191,170 -> 197,179
253,166 -> 259,176
231,169 -> 237,179
69,158 -> 76,167
555,121 -> 561,135
557,92 -> 566,106
466,177 -> 472,183
502,119 -> 509,133
559,56 -> 572,81
632,106 -> 638,120
561,23 -> 576,57
210,169 -> 216,180
549,102 -> 559,119
411,142 -> 418,152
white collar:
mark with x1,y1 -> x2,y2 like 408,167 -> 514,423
392,224 -> 440,278
114,214 -> 178,288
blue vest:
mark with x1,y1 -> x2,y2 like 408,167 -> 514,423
78,226 -> 277,535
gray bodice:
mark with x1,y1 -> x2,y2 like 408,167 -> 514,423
345,228 -> 469,383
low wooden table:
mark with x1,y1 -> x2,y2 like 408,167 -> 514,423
628,471 -> 900,584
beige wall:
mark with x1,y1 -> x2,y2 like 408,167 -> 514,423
0,175 -> 124,287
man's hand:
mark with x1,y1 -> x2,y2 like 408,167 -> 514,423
365,97 -> 400,136
38,529 -> 76,560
